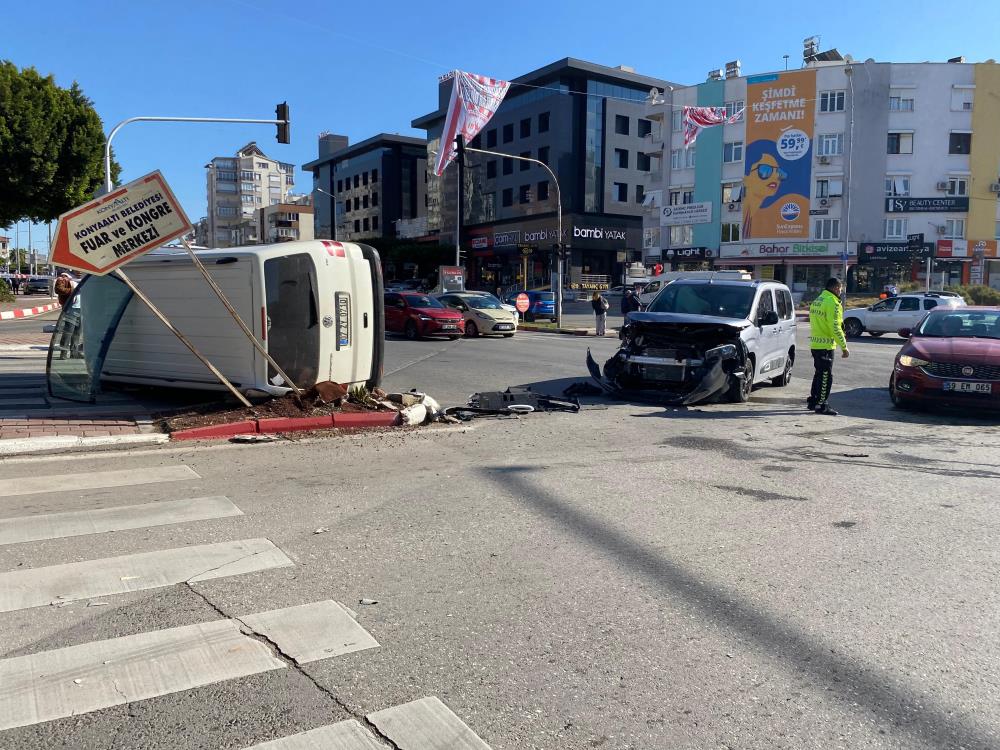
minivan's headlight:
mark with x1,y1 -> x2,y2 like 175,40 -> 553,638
705,344 -> 738,360
898,354 -> 930,368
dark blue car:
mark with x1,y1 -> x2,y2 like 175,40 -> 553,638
505,290 -> 556,322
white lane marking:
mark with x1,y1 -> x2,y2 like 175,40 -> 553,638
383,341 -> 462,377
241,600 -> 379,664
0,465 -> 200,498
0,538 -> 292,612
367,696 -> 492,750
241,720 -> 385,749
0,496 -> 243,547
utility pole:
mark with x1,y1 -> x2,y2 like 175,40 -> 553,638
843,64 -> 855,303
456,135 -> 465,267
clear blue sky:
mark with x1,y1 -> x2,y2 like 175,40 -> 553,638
5,0 -> 1000,253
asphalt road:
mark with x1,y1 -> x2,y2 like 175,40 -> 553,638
1,325 -> 999,749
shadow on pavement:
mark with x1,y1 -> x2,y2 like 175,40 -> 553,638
482,464 -> 999,750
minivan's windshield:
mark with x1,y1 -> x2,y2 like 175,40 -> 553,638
917,311 -> 1000,339
645,283 -> 756,319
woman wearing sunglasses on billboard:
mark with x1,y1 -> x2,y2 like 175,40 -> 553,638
741,154 -> 787,239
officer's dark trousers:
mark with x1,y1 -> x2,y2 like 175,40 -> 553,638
810,350 -> 834,406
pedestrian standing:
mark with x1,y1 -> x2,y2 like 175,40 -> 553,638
808,277 -> 850,416
591,291 -> 609,336
621,288 -> 641,316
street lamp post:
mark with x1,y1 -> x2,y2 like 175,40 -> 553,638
843,64 -> 855,303
313,187 -> 339,241
462,145 -> 565,327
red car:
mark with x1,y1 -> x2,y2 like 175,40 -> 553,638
891,306 -> 1000,410
384,292 -> 464,340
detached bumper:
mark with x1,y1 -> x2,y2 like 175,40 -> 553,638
586,349 -> 740,405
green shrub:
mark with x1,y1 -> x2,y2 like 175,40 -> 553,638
0,279 -> 13,303
946,284 -> 1000,306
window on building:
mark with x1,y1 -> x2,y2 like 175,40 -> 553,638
538,181 -> 549,201
947,177 -> 968,196
889,96 -> 914,112
814,218 -> 840,240
722,183 -> 743,204
486,160 -> 497,179
723,141 -> 744,163
538,112 -> 550,133
217,206 -> 237,217
725,100 -> 745,121
721,222 -> 741,242
353,197 -> 359,210
354,219 -> 360,233
615,115 -> 630,136
353,175 -> 360,188
241,182 -> 255,192
538,146 -> 550,165
257,161 -> 269,169
502,158 -> 513,176
241,170 -> 254,180
887,132 -> 914,154
362,172 -> 368,186
503,123 -> 513,143
343,201 -> 350,214
520,118 -> 531,138
669,224 -> 693,245
372,216 -> 379,231
635,184 -> 645,204
995,221 -> 1000,240
668,190 -> 680,205
362,195 -> 369,209
671,109 -> 683,132
615,148 -> 629,169
945,218 -> 965,239
884,218 -> 907,239
638,119 -> 653,138
336,179 -> 343,192
682,190 -> 694,204
502,188 -> 513,207
885,176 -> 910,196
815,178 -> 844,198
372,192 -> 379,206
362,217 -> 370,231
637,152 -> 651,171
519,184 -> 531,204
372,169 -> 378,183
820,91 -> 846,112
520,151 -> 531,171
949,132 -> 972,155
613,182 -> 628,202
670,149 -> 681,169
817,133 -> 844,156
487,129 -> 497,148
950,87 -> 974,112
684,148 -> 696,169
470,134 -> 481,149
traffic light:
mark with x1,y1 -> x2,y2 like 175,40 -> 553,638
275,102 -> 290,144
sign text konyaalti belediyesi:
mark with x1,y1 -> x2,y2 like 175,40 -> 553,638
73,192 -> 175,259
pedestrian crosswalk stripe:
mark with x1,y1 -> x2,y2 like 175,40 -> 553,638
0,465 -> 199,498
0,600 -> 379,731
241,600 -> 380,664
0,496 -> 243,547
367,696 -> 492,750
241,720 -> 386,749
0,538 -> 292,612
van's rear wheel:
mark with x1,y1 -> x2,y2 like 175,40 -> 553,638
728,360 -> 754,403
404,321 -> 419,340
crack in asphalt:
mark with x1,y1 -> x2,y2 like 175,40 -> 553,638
183,583 -> 400,749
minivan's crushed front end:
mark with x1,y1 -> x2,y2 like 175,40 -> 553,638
588,312 -> 750,404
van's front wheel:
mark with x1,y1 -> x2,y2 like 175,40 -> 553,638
728,360 -> 754,403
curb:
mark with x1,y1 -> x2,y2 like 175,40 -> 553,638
0,302 -> 59,321
518,324 -> 616,337
0,433 -> 169,456
170,411 -> 402,441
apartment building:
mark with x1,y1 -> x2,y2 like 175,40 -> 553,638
643,56 -> 1000,293
206,142 -> 296,248
258,197 -> 315,244
303,133 -> 427,243
412,58 -> 676,291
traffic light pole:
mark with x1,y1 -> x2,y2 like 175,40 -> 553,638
102,113 -> 291,194
462,145 -> 564,328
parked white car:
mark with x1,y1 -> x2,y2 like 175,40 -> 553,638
842,292 -> 966,338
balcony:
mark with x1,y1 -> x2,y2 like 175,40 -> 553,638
644,101 -> 666,121
640,132 -> 664,155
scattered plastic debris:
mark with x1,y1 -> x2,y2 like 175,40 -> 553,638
359,598 -> 378,606
230,433 -> 280,443
73,679 -> 83,685
841,453 -> 870,458
313,527 -> 329,535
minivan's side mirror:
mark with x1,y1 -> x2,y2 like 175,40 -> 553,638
898,328 -> 912,338
760,310 -> 780,326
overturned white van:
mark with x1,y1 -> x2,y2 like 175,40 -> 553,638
47,240 -> 384,401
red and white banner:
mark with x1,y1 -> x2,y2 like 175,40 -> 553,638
434,70 -> 510,176
682,105 -> 743,148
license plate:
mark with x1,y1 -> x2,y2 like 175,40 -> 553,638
943,381 -> 992,393
335,292 -> 350,349
496,324 -> 513,330
441,324 -> 457,330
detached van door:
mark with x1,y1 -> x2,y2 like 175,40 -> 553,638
264,253 -> 321,387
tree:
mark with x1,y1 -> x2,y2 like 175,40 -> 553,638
0,61 -> 120,227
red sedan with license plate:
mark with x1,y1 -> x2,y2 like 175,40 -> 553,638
384,292 -> 465,340
890,306 -> 1000,410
